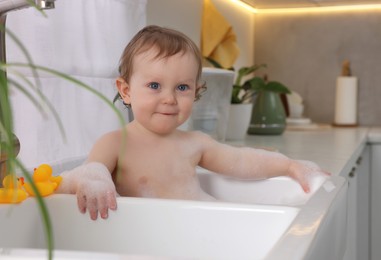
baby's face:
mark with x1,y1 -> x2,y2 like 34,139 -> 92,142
127,48 -> 199,135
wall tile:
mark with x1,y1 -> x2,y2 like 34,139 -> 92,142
255,11 -> 381,125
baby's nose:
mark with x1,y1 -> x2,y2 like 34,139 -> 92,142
162,90 -> 177,104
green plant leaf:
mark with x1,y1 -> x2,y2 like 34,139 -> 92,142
4,27 -> 43,89
235,64 -> 266,86
0,71 -> 15,174
8,63 -> 126,128
231,85 -> 242,104
3,66 -> 67,141
2,63 -> 128,260
1,22 -> 54,258
244,77 -> 291,94
1,12 -> 127,260
246,76 -> 266,91
13,158 -> 54,259
238,64 -> 267,77
266,81 -> 291,94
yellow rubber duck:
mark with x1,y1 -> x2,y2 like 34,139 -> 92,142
24,164 -> 62,197
0,174 -> 28,203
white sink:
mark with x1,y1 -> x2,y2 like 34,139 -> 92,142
2,158 -> 347,260
198,167 -> 328,206
0,195 -> 299,259
197,168 -> 349,260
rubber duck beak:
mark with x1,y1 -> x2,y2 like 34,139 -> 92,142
18,177 -> 25,185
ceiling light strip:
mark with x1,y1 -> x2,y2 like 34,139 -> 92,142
257,4 -> 381,14
230,0 -> 258,13
232,1 -> 381,14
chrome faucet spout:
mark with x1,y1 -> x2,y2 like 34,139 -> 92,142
36,0 -> 55,10
0,0 -> 55,16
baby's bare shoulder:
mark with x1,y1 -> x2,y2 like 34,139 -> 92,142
95,129 -> 124,147
179,130 -> 218,147
87,129 -> 124,167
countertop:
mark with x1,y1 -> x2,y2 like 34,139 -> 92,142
368,127 -> 381,143
228,127 -> 373,177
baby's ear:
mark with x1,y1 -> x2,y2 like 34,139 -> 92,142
116,77 -> 131,103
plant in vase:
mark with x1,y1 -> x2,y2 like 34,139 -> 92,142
204,57 -> 266,103
226,64 -> 266,140
247,74 -> 291,135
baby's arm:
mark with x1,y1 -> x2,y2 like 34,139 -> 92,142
197,133 -> 329,193
56,131 -> 120,220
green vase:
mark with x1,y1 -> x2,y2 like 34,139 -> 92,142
247,90 -> 286,135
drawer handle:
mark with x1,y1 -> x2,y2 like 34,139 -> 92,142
356,156 -> 363,165
349,167 -> 356,178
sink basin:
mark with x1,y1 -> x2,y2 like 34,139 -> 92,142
0,195 -> 299,259
50,158 -> 326,206
196,168 -> 349,260
2,158 -> 347,259
198,167 -> 328,206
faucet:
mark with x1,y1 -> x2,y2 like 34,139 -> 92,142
0,0 -> 55,186
0,0 -> 55,62
0,0 -> 55,14
0,0 -> 55,16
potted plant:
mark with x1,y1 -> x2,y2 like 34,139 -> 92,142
205,58 -> 291,137
0,11 -> 125,259
226,64 -> 266,140
247,74 -> 291,135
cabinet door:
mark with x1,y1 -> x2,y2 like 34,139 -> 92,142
344,163 -> 358,260
371,145 -> 381,260
343,146 -> 370,260
357,146 -> 370,260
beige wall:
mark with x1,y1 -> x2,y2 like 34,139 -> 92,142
146,2 -> 381,125
255,10 -> 381,125
146,0 -> 255,70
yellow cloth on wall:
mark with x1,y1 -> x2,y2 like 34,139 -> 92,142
201,0 -> 240,69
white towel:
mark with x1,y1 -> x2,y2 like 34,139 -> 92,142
6,0 -> 147,169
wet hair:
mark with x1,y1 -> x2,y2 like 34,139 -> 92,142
118,25 -> 206,102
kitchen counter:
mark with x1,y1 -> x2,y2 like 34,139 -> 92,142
228,127 -> 370,177
368,127 -> 381,143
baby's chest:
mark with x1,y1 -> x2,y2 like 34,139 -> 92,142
121,146 -> 200,176
115,148 -> 200,197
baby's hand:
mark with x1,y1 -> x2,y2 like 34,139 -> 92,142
57,162 -> 117,220
76,176 -> 117,220
287,160 -> 331,193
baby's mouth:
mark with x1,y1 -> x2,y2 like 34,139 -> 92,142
157,111 -> 178,116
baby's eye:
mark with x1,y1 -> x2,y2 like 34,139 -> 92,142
148,82 -> 160,90
177,84 -> 189,91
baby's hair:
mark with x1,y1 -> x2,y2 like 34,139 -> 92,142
195,81 -> 207,101
118,25 -> 206,104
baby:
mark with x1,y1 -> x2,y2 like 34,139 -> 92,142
57,25 -> 328,220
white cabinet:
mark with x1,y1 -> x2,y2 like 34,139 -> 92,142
343,160 -> 358,260
343,146 -> 370,260
371,144 -> 381,260
357,146 -> 370,260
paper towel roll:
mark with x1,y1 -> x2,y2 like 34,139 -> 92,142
334,76 -> 358,126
